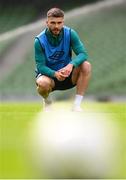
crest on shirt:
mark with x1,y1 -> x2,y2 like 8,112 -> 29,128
49,51 -> 64,60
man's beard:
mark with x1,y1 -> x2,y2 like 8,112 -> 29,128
51,28 -> 61,35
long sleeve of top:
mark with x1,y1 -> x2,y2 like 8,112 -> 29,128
34,28 -> 88,78
70,29 -> 88,67
34,39 -> 55,77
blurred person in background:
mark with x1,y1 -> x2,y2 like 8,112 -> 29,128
34,7 -> 91,112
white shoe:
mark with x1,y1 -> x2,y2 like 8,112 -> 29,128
72,105 -> 83,112
43,98 -> 52,112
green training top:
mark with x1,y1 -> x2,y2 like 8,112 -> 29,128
34,27 -> 88,77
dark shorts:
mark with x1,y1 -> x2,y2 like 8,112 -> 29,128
36,71 -> 76,91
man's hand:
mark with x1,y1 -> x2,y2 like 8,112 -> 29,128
54,71 -> 68,81
54,64 -> 73,81
59,64 -> 73,77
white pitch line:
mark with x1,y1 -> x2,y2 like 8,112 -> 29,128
0,0 -> 125,42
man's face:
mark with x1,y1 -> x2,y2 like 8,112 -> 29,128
46,17 -> 64,35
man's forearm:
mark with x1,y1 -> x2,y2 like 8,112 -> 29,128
70,53 -> 88,67
37,64 -> 55,77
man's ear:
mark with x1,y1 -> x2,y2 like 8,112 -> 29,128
46,19 -> 48,26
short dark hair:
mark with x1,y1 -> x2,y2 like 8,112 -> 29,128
47,8 -> 64,18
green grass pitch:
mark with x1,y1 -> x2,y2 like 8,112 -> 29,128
0,102 -> 126,178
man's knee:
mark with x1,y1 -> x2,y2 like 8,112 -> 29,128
36,76 -> 52,91
80,61 -> 91,75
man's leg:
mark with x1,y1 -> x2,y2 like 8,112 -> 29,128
72,61 -> 91,111
36,75 -> 55,111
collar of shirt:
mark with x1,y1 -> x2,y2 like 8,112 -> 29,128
45,28 -> 63,46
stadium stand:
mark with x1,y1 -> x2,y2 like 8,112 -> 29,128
0,0 -> 126,101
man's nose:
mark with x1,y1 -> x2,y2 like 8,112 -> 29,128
55,23 -> 59,28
